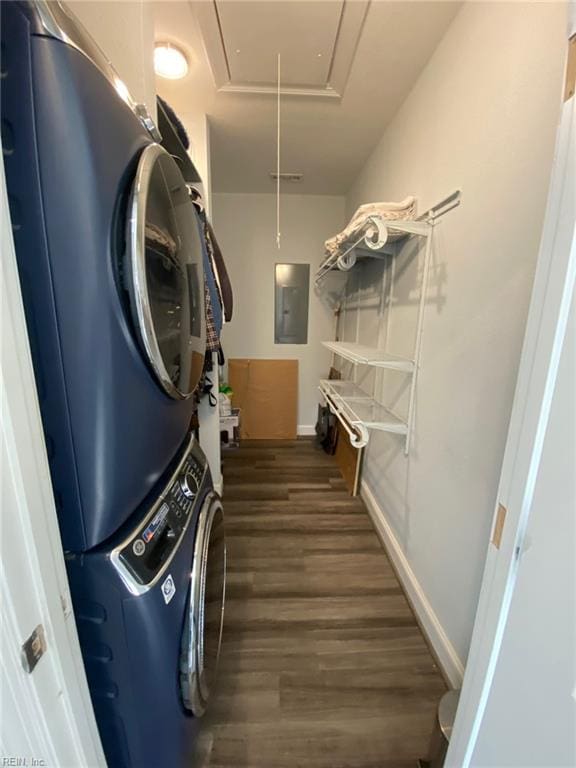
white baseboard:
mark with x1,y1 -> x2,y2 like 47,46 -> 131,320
361,480 -> 464,688
297,425 -> 316,436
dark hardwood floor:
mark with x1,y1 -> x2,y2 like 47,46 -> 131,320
197,439 -> 446,768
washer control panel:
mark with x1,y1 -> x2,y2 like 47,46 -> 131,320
114,440 -> 207,588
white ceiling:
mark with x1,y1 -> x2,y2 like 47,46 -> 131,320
154,1 -> 460,195
193,0 -> 370,98
218,1 -> 342,87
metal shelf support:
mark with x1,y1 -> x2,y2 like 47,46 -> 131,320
404,225 -> 434,455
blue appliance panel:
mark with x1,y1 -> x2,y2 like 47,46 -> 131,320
66,442 -> 217,768
1,3 -> 199,552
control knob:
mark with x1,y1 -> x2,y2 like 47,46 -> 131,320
180,471 -> 198,499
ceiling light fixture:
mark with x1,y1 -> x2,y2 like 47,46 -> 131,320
154,43 -> 189,80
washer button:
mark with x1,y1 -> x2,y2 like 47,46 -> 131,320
132,539 -> 146,557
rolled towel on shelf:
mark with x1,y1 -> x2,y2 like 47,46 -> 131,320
324,196 -> 417,259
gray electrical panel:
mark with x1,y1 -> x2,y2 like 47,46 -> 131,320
274,263 -> 310,344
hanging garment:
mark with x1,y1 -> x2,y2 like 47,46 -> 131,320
188,186 -> 233,321
324,196 -> 417,259
204,225 -> 224,314
189,198 -> 222,351
157,95 -> 190,150
197,372 -> 218,407
204,275 -> 220,353
201,229 -> 223,351
206,223 -> 233,321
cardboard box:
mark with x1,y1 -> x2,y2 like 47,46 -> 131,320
228,359 -> 298,440
335,421 -> 363,496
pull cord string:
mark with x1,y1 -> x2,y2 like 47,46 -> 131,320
276,52 -> 281,249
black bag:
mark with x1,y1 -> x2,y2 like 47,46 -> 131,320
315,405 -> 338,455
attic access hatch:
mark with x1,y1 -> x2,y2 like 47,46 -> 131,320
194,0 -> 370,98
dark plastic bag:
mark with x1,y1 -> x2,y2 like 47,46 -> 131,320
315,405 -> 338,455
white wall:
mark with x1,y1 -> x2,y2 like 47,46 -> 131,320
471,289 -> 575,767
66,1 -> 156,114
341,2 -> 567,669
68,2 -> 212,205
213,193 -> 345,430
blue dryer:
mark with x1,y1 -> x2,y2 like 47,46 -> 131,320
1,1 -> 206,552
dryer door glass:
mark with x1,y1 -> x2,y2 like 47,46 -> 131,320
180,494 -> 226,716
127,144 -> 206,399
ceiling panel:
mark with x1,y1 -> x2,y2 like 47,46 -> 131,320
216,0 -> 344,87
155,1 -> 462,194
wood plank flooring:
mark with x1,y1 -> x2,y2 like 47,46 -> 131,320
196,439 -> 446,768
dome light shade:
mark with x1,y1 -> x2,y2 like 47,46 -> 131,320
154,43 -> 188,80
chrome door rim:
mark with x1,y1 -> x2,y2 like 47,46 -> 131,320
180,493 -> 226,716
128,143 -> 192,400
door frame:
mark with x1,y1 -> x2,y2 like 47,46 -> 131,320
1,150 -> 105,764
446,17 -> 576,765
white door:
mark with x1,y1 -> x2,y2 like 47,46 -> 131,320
471,280 -> 575,766
447,21 -> 576,767
1,153 -> 106,766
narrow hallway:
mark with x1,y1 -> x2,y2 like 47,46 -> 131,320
200,439 -> 446,768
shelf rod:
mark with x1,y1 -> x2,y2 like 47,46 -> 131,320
315,215 -> 432,284
316,190 -> 460,284
419,189 -> 462,222
319,385 -> 369,449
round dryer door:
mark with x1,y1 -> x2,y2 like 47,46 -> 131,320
126,143 -> 206,399
180,493 -> 226,716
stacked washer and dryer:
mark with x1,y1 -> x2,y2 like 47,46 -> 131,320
1,3 -> 226,766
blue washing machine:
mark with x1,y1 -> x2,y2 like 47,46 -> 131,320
66,435 -> 226,768
1,1 -> 206,552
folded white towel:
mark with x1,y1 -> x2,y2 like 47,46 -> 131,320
325,196 -> 417,258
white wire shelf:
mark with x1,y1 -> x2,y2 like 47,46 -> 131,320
315,216 -> 432,285
315,188 -> 463,286
322,341 -> 414,372
317,191 -> 461,455
319,379 -> 407,449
